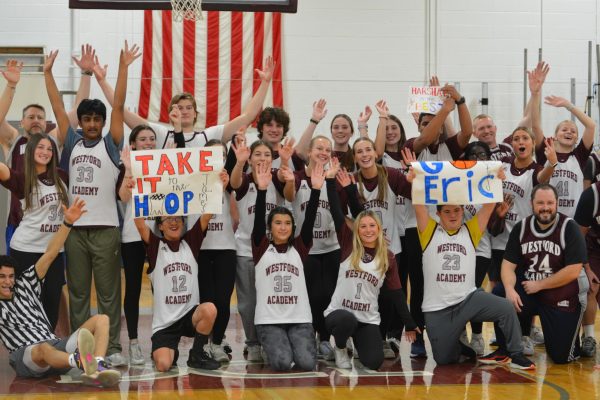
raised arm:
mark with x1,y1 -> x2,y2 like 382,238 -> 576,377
442,85 -> 472,148
374,100 -> 388,158
300,162 -> 325,246
221,56 -> 274,142
0,60 -> 21,149
134,217 -> 151,244
118,146 -> 133,202
229,137 -> 250,189
110,41 -> 141,146
527,61 -> 550,148
545,95 -> 595,150
43,51 -> 71,146
36,198 -> 86,279
411,97 -> 454,154
294,99 -> 327,161
356,105 -> 372,138
537,138 -> 558,183
64,44 -> 95,129
251,162 -> 272,246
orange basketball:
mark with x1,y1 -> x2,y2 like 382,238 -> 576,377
451,160 -> 477,169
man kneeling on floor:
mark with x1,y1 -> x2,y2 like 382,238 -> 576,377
0,198 -> 121,387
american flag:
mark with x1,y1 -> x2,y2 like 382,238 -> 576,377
138,10 -> 284,127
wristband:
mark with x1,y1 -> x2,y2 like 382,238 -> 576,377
552,162 -> 558,168
82,70 -> 93,76
63,221 -> 74,228
455,96 -> 466,105
309,118 -> 320,125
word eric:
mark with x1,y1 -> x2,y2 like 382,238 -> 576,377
419,162 -> 494,205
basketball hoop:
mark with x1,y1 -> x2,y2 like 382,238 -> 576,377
171,0 -> 203,21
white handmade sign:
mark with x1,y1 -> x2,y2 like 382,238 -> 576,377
411,161 -> 503,205
407,86 -> 445,114
130,147 -> 223,217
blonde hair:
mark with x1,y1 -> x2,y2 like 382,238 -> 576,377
349,210 -> 389,276
353,137 -> 388,203
554,120 -> 578,135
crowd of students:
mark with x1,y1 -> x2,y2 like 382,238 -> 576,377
0,43 -> 597,385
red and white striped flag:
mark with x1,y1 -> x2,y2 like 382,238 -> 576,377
138,10 -> 284,128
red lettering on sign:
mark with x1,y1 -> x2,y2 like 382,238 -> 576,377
156,154 -> 175,175
199,151 -> 213,171
177,152 -> 193,174
135,154 -> 154,175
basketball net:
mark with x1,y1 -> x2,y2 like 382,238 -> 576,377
170,0 -> 204,21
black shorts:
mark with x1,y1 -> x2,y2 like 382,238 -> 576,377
489,249 -> 505,282
151,306 -> 198,353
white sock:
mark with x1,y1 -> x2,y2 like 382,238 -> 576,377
472,333 -> 482,339
68,353 -> 78,368
584,324 -> 596,338
130,339 -> 138,345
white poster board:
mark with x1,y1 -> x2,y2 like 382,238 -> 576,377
411,161 -> 503,205
130,147 -> 223,217
407,86 -> 445,114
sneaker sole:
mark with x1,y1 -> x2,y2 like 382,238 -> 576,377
478,357 -> 510,365
81,370 -> 121,387
77,329 -> 97,375
129,357 -> 145,365
509,362 -> 535,370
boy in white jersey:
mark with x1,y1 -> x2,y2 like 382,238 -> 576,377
45,42 -> 141,366
407,164 -> 535,370
0,198 -> 121,387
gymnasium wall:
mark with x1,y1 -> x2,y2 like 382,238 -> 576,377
0,0 -> 599,142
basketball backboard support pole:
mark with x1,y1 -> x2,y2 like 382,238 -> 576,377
69,0 -> 297,13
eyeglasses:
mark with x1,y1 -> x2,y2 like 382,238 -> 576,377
161,217 -> 183,224
466,151 -> 488,161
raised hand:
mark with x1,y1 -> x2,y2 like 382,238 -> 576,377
44,50 -> 59,73
219,169 -> 229,189
120,145 -> 132,170
429,75 -> 440,87
311,161 -> 326,190
544,95 -> 571,109
279,137 -> 295,164
401,147 -> 417,166
72,43 -> 96,72
336,167 -> 355,188
255,162 -> 272,190
326,156 -> 340,179
62,197 -> 87,225
232,137 -> 251,164
312,98 -> 328,122
375,100 -> 388,118
495,192 -> 514,218
1,59 -> 23,86
120,40 -> 141,66
256,55 -> 275,82
405,167 -> 416,183
544,137 -> 558,165
528,61 -> 550,94
441,95 -> 456,113
358,105 -> 372,124
169,106 -> 182,131
92,56 -> 108,82
441,84 -> 461,102
279,165 -> 295,183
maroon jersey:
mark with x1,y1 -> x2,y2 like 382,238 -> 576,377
515,214 -> 584,311
574,181 -> 600,250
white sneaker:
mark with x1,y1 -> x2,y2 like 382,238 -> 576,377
334,347 -> 352,369
106,352 -> 127,367
521,336 -> 534,356
470,333 -> 485,356
129,342 -> 145,365
319,341 -> 335,361
382,341 -> 395,359
246,345 -> 263,362
530,326 -> 544,345
210,343 -> 230,363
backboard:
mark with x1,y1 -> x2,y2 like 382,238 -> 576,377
69,0 -> 297,12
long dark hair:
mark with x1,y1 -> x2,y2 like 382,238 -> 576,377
23,134 -> 68,211
267,207 -> 295,247
330,114 -> 356,171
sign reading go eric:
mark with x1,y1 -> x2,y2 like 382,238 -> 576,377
130,147 -> 224,217
406,86 -> 445,114
411,161 -> 503,205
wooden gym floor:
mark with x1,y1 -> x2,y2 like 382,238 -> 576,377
0,271 -> 599,399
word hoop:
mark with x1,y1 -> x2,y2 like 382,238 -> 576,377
171,0 -> 203,21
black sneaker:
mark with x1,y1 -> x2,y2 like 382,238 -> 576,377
459,341 -> 477,361
509,353 -> 535,370
187,349 -> 220,370
479,349 -> 510,365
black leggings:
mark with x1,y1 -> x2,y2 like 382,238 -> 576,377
198,249 -> 236,344
10,248 -> 65,331
470,256 -> 492,334
303,249 -> 341,341
325,309 -> 384,370
401,228 -> 425,329
121,241 -> 146,340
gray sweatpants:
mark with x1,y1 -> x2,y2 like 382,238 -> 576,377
256,323 -> 316,371
235,256 -> 258,346
425,289 -> 523,365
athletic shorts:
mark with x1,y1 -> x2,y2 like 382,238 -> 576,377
9,330 -> 78,378
151,306 -> 198,353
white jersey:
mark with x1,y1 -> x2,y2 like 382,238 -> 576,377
196,192 -> 236,250
148,238 -> 199,334
324,254 -> 386,324
9,176 -> 66,253
464,204 -> 491,258
550,154 -> 584,218
68,139 -> 121,227
150,122 -> 224,149
492,161 -> 539,250
254,242 -> 312,324
421,221 -> 477,312
292,173 -> 339,254
382,153 -> 416,232
119,201 -> 156,243
360,181 -> 401,254
234,174 -> 284,257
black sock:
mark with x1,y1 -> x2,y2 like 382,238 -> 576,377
191,333 -> 208,354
